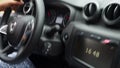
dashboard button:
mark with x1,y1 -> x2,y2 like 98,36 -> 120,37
102,39 -> 111,45
90,34 -> 101,40
102,39 -> 119,47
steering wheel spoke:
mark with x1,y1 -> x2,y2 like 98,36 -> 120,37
2,45 -> 15,54
2,45 -> 17,58
0,25 -> 8,35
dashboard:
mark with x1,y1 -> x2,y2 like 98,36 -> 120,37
1,0 -> 120,68
22,0 -> 120,68
58,0 -> 120,68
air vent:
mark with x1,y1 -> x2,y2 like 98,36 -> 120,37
83,2 -> 100,23
103,3 -> 120,26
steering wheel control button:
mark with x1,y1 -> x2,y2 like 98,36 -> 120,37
63,33 -> 69,41
10,22 -> 17,33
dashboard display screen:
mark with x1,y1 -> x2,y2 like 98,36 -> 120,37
72,36 -> 117,68
55,16 -> 63,24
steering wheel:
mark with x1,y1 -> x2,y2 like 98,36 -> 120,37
0,0 -> 45,64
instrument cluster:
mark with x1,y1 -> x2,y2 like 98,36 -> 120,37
45,7 -> 70,28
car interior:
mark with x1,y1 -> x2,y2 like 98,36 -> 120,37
0,0 -> 120,68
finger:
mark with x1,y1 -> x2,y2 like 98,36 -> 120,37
11,0 -> 24,5
11,5 -> 19,10
15,2 -> 24,5
14,0 -> 24,3
17,0 -> 24,4
20,0 -> 24,3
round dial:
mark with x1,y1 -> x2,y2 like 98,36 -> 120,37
45,10 -> 56,25
63,12 -> 70,27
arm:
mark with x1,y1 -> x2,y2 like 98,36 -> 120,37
0,0 -> 24,11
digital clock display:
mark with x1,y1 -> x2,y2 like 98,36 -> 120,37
72,36 -> 117,68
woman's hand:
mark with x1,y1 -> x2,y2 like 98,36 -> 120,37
0,0 -> 24,11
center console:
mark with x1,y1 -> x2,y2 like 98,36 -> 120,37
62,22 -> 120,68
